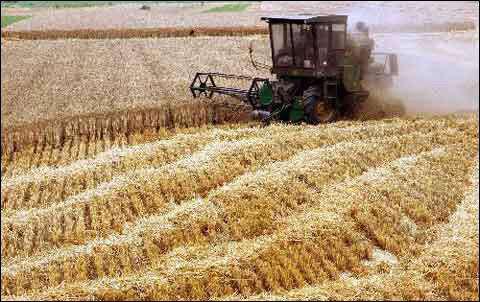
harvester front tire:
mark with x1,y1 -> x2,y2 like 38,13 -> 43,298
304,95 -> 337,124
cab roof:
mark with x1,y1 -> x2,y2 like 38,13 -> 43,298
261,14 -> 348,24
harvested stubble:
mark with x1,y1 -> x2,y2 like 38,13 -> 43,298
235,159 -> 479,301
98,146 -> 470,301
1,114 -> 478,300
1,124 -> 300,213
0,115 -> 470,214
1,127 -> 474,295
1,115 -> 478,298
1,36 -> 272,130
8,140 -> 476,301
227,269 -> 437,301
1,26 -> 268,40
3,119 -> 439,260
402,160 -> 479,301
2,27 -> 477,133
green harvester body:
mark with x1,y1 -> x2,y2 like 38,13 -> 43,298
190,14 -> 398,124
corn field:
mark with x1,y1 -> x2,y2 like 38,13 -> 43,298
1,112 -> 478,301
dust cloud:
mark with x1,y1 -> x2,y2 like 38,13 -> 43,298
346,2 -> 479,116
376,32 -> 479,116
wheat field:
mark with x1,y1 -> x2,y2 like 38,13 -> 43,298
1,4 -> 479,299
1,111 -> 478,301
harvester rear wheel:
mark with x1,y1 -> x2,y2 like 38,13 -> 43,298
304,95 -> 337,124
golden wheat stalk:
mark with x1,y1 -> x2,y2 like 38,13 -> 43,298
3,118 -> 467,261
1,101 -> 251,160
1,125 -> 293,213
0,131 -> 447,292
234,158 -> 479,302
3,115 -> 475,215
8,140 -> 475,301
2,125 -> 477,297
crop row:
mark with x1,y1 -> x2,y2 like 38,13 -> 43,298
236,159 -> 479,301
2,117 -> 475,260
2,116 -> 474,212
1,123 -> 477,296
6,141 -> 475,300
2,22 -> 475,41
1,125 -> 298,212
3,117 -> 470,260
2,120 -> 422,259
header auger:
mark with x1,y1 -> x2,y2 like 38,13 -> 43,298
190,14 -> 398,124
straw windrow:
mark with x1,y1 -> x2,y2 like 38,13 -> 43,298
8,141 -> 476,301
0,114 -> 478,300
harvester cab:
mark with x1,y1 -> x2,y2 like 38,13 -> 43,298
265,14 -> 347,78
190,14 -> 398,124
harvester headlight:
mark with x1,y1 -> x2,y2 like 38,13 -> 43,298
322,61 -> 327,66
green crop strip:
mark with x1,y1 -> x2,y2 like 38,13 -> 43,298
203,3 -> 250,13
1,15 -> 30,28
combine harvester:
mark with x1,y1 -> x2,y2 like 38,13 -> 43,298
190,14 -> 399,124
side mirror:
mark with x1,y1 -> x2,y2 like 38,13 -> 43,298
389,54 -> 398,76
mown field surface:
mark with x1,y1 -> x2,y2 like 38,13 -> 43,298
0,35 -> 271,128
0,113 -> 478,301
2,31 -> 478,129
